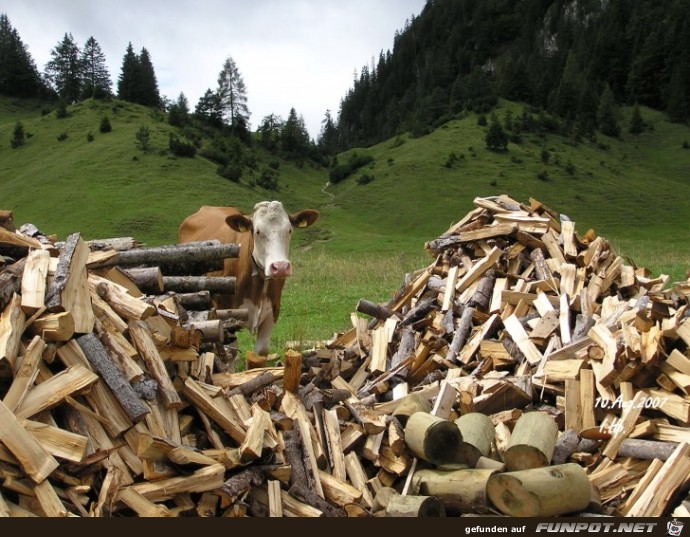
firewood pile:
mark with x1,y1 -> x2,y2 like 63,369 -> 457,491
1,195 -> 690,517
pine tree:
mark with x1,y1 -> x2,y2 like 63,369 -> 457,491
45,33 -> 82,103
138,47 -> 161,108
216,56 -> 250,130
117,43 -> 140,102
80,36 -> 112,99
597,83 -> 620,137
0,14 -> 47,97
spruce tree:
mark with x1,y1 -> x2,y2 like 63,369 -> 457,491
281,107 -> 310,155
0,14 -> 46,97
45,33 -> 82,103
194,89 -> 223,127
138,48 -> 161,108
317,109 -> 339,155
117,43 -> 140,102
80,37 -> 112,99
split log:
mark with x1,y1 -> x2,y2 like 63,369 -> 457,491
128,321 -> 182,409
503,411 -> 558,471
486,463 -> 592,517
20,249 -> 50,314
75,333 -> 149,423
412,468 -> 498,514
404,412 -> 463,465
0,399 -> 59,483
282,350 -> 302,393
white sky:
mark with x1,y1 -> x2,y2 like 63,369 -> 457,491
4,0 -> 427,138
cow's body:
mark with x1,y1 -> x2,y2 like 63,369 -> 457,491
177,201 -> 319,355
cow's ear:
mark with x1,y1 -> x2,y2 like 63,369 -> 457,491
225,214 -> 253,233
290,210 -> 320,229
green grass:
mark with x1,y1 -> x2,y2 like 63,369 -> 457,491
2,96 -> 690,357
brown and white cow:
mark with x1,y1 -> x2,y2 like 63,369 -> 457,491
177,201 -> 319,355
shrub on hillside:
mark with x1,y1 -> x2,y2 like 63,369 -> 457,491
168,135 -> 196,158
256,168 -> 279,190
10,121 -> 25,149
100,115 -> 112,133
135,125 -> 151,151
357,173 -> 375,185
328,152 -> 374,184
217,164 -> 242,183
57,132 -> 68,142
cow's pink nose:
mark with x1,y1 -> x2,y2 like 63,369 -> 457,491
270,261 -> 292,277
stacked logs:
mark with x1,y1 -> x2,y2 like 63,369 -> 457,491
0,195 -> 689,517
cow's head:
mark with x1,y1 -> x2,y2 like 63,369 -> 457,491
225,201 -> 319,279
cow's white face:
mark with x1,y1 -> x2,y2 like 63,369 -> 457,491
225,201 -> 319,280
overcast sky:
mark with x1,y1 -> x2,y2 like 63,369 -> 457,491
5,0 -> 427,138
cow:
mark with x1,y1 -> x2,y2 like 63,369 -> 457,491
177,201 -> 320,356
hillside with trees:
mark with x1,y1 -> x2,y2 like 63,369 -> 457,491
336,0 -> 690,149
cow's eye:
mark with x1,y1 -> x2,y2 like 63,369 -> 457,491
255,229 -> 261,236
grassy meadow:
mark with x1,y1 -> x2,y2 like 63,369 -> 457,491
1,96 -> 690,356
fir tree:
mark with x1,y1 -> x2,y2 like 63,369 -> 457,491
45,33 -> 82,103
258,114 -> 284,152
80,36 -> 112,99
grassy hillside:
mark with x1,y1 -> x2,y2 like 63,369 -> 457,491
1,96 -> 690,354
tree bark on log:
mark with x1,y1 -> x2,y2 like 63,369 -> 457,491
175,291 -> 212,311
413,468 -> 498,514
617,438 -> 679,461
447,306 -> 474,364
121,267 -> 164,294
486,463 -> 591,517
283,428 -> 345,517
454,412 -> 496,466
89,240 -> 240,275
356,299 -> 395,320
162,276 -> 236,294
385,495 -> 445,517
404,412 -> 463,465
504,411 -> 558,471
469,270 -> 496,311
75,333 -> 149,423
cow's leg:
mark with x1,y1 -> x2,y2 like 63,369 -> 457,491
254,314 -> 275,356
